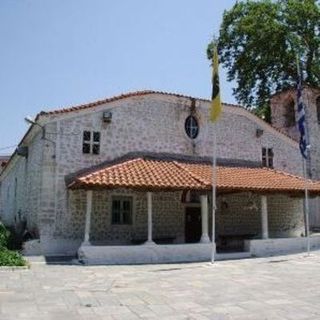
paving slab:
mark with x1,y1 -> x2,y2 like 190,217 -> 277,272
1,252 -> 320,319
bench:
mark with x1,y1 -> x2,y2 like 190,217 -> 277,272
131,237 -> 176,245
218,234 -> 257,252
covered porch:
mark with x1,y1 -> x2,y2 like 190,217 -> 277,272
67,154 -> 320,264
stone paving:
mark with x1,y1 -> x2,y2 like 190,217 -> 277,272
1,253 -> 320,320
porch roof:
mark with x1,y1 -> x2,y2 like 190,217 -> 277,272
67,156 -> 320,195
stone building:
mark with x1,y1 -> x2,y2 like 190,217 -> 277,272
271,86 -> 320,227
1,89 -> 320,264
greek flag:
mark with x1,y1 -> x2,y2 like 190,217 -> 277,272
297,76 -> 308,159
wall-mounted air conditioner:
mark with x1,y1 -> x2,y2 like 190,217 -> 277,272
102,111 -> 112,123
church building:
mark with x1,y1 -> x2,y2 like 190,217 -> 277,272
1,88 -> 320,264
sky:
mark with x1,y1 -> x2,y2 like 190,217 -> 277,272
0,0 -> 237,155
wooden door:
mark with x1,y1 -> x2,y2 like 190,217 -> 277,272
185,207 -> 202,243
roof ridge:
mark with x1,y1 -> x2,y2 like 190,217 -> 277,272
79,158 -> 143,180
68,158 -> 143,188
39,90 -> 213,116
264,166 -> 314,183
172,161 -> 210,187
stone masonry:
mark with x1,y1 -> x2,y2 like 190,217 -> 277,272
271,87 -> 320,227
0,92 -> 306,254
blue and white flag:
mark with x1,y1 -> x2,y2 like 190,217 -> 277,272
297,76 -> 308,159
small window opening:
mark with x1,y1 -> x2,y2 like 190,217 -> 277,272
316,96 -> 320,124
111,196 -> 133,225
185,116 -> 199,139
14,178 -> 18,199
82,131 -> 100,155
283,98 -> 295,127
262,147 -> 274,168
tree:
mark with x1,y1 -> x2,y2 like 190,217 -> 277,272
208,0 -> 320,121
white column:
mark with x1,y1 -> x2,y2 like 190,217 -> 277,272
261,195 -> 269,239
200,194 -> 210,243
83,190 -> 93,246
144,192 -> 155,245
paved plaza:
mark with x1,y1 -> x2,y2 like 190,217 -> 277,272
1,253 -> 320,320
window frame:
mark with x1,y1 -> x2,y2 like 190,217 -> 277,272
82,130 -> 101,155
111,196 -> 133,225
184,115 -> 199,139
262,147 -> 274,168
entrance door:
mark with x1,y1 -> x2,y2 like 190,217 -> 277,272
185,207 -> 202,243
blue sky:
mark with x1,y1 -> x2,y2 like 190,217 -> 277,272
0,0 -> 237,154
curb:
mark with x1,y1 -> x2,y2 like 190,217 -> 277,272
0,265 -> 30,271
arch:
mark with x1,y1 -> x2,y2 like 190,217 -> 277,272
316,96 -> 320,124
283,97 -> 295,127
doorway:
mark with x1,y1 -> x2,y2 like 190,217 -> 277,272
185,207 -> 202,243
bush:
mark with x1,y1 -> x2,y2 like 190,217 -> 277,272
0,222 -> 26,266
6,226 -> 23,250
0,222 -> 10,249
0,248 -> 26,266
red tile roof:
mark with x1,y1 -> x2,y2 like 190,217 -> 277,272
68,158 -> 209,191
39,90 -> 241,116
67,157 -> 320,195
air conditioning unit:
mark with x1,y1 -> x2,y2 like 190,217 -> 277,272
102,111 -> 112,123
16,146 -> 28,158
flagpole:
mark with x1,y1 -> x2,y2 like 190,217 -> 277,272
303,157 -> 311,255
296,55 -> 311,255
210,44 -> 221,264
211,123 -> 217,263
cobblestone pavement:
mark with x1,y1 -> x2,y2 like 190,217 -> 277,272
1,253 -> 320,320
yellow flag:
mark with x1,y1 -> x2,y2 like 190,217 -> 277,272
210,45 -> 222,122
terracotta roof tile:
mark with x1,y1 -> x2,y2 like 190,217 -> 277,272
68,158 -> 209,191
39,90 -> 213,116
180,163 -> 320,194
67,157 -> 320,195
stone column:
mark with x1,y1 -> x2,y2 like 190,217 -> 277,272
83,190 -> 93,246
200,194 -> 210,243
261,195 -> 269,239
144,192 -> 155,245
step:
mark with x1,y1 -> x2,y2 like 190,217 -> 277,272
216,252 -> 251,261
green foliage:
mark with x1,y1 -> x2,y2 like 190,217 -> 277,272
0,222 -> 10,249
253,104 -> 271,123
0,223 -> 26,266
0,248 -> 26,267
208,0 -> 320,112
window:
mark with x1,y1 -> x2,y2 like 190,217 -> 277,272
111,196 -> 133,225
316,96 -> 320,124
283,98 -> 295,127
14,178 -> 17,199
82,131 -> 100,154
185,115 -> 199,139
262,147 -> 274,168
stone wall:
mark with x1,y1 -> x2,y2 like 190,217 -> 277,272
270,87 -> 320,228
0,132 -> 43,233
216,193 -> 304,239
55,189 -> 305,255
216,193 -> 261,238
270,87 -> 320,179
67,189 -> 185,245
267,194 -> 304,237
